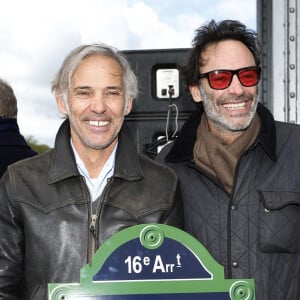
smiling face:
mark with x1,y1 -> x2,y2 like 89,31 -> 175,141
189,40 -> 259,143
56,54 -> 132,155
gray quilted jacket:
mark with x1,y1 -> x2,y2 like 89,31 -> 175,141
157,103 -> 300,300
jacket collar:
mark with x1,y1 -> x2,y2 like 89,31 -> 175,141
114,122 -> 144,181
48,119 -> 143,184
0,118 -> 30,147
0,118 -> 20,133
165,102 -> 277,163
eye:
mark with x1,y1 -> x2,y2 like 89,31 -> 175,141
77,91 -> 88,96
109,91 -> 120,95
74,89 -> 93,99
213,75 -> 227,82
210,72 -> 231,83
240,71 -> 257,83
104,89 -> 122,97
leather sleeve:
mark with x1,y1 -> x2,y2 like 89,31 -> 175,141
0,172 -> 23,299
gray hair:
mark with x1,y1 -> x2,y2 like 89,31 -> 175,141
51,43 -> 138,103
0,78 -> 18,119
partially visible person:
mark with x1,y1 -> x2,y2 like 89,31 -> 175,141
0,78 -> 37,177
0,43 -> 183,299
157,19 -> 300,300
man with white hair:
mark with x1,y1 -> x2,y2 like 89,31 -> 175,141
0,43 -> 183,299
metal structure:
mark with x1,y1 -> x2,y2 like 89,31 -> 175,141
123,48 -> 196,157
257,0 -> 299,123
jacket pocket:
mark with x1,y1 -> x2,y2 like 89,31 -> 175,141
258,190 -> 300,253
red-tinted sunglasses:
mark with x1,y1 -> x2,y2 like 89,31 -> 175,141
198,66 -> 261,90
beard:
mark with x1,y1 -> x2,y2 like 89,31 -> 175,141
199,84 -> 259,132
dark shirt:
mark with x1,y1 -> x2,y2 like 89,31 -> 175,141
0,118 -> 37,177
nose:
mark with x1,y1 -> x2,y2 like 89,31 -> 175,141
90,93 -> 106,113
228,74 -> 244,96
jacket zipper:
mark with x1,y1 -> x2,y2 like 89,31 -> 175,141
88,214 -> 97,265
87,177 -> 114,265
190,159 -> 234,277
227,153 -> 246,278
81,175 -> 98,266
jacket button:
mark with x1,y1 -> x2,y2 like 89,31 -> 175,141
231,205 -> 236,210
232,261 -> 239,268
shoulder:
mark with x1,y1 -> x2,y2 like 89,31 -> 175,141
274,121 -> 300,158
5,149 -> 53,182
275,121 -> 300,141
138,152 -> 178,183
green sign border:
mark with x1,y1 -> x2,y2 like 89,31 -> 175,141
48,224 -> 255,299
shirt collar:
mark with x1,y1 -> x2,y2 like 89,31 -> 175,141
71,139 -> 117,184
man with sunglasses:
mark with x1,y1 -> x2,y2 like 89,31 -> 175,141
157,19 -> 300,299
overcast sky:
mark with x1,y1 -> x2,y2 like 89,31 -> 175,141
0,0 -> 256,146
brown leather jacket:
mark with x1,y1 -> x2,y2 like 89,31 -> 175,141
0,120 -> 183,299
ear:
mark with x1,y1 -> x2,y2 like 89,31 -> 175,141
124,97 -> 133,116
55,93 -> 68,115
189,84 -> 202,103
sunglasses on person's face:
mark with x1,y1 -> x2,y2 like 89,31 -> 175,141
198,66 -> 261,90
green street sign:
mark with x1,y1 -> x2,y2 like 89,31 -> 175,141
48,224 -> 255,299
